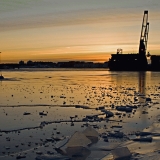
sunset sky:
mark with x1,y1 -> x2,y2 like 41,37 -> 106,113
0,0 -> 160,63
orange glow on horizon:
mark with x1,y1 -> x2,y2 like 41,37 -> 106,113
0,8 -> 160,63
1,42 -> 160,63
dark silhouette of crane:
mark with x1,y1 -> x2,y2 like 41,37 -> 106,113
139,10 -> 149,56
108,10 -> 150,71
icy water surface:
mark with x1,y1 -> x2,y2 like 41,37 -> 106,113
0,69 -> 160,160
1,69 -> 159,107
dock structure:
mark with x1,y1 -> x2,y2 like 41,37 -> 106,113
150,55 -> 160,71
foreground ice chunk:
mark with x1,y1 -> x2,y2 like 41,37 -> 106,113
82,125 -> 99,144
111,147 -> 131,160
66,131 -> 91,148
83,125 -> 99,138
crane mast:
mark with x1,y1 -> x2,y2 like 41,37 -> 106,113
139,10 -> 149,55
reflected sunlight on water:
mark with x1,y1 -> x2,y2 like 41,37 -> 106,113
0,69 -> 159,107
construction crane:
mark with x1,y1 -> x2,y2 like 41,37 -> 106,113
139,10 -> 149,56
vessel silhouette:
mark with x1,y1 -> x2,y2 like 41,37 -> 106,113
108,11 -> 149,71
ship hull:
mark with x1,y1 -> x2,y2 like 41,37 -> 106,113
108,54 -> 148,71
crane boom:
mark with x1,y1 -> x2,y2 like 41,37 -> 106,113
139,10 -> 149,55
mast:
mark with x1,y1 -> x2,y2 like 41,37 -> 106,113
139,10 -> 149,55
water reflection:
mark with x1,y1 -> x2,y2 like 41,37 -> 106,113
138,72 -> 148,126
138,72 -> 146,103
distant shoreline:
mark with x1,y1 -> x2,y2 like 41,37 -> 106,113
1,68 -> 109,72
